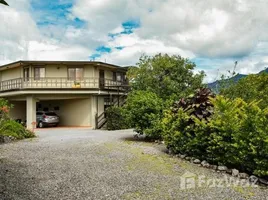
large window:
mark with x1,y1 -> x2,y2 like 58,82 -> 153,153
34,67 -> 45,80
68,68 -> 84,80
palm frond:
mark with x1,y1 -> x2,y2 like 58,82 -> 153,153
0,0 -> 9,6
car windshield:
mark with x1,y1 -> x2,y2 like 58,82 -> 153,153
45,112 -> 57,116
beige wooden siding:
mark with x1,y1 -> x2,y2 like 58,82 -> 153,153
9,101 -> 26,121
44,64 -> 68,78
84,65 -> 95,77
1,67 -> 21,81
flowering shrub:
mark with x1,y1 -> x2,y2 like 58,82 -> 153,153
0,98 -> 12,122
0,98 -> 35,140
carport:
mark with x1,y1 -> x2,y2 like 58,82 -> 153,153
9,95 -> 103,129
37,99 -> 92,127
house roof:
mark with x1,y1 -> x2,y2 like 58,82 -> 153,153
0,60 -> 127,72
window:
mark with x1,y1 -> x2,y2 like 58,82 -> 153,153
112,72 -> 123,82
117,73 -> 122,82
34,67 -> 45,80
68,68 -> 84,80
23,68 -> 29,81
113,72 -> 116,81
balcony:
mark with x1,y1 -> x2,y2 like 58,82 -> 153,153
0,77 -> 129,92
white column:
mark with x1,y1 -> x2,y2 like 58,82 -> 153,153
26,96 -> 37,129
91,96 -> 97,129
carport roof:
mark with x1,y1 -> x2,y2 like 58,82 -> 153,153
0,60 -> 128,71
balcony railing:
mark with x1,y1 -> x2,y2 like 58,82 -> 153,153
0,77 -> 128,92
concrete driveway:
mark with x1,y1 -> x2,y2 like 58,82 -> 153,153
0,128 -> 267,200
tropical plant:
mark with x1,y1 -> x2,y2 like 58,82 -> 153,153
172,88 -> 215,121
0,120 -> 35,139
162,88 -> 215,157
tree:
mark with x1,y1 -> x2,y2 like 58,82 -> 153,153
0,0 -> 8,6
127,53 -> 205,101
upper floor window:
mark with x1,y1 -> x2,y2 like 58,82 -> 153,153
113,72 -> 116,81
112,72 -> 125,82
34,67 -> 45,80
68,67 -> 84,80
23,68 -> 29,81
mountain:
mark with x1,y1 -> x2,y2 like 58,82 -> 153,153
258,68 -> 268,74
208,68 -> 268,91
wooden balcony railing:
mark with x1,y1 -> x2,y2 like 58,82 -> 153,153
0,77 -> 128,92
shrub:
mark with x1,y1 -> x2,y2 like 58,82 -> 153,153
208,97 -> 268,176
163,88 -> 214,157
162,106 -> 211,159
0,120 -> 35,139
106,106 -> 130,130
163,93 -> 268,177
221,73 -> 268,109
124,90 -> 163,139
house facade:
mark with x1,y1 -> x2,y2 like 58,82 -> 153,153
0,61 -> 128,129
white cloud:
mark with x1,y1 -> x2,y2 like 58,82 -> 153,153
28,41 -> 91,61
100,33 -> 195,66
0,0 -> 96,65
1,0 -> 268,82
70,0 -> 268,74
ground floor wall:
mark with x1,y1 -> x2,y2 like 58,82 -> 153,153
9,101 -> 26,122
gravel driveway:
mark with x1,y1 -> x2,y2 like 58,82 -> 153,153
0,128 -> 267,200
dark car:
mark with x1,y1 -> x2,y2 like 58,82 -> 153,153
36,111 -> 59,128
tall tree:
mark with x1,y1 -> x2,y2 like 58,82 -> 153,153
0,0 -> 8,6
127,53 -> 205,101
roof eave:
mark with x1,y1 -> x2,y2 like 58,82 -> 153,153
0,61 -> 127,72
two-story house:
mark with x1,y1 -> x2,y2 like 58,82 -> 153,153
0,61 -> 128,129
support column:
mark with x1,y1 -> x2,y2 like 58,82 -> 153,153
26,96 -> 37,129
91,96 -> 97,129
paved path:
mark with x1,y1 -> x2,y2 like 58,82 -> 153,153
0,128 -> 267,200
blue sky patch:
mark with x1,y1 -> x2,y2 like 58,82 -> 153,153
121,19 -> 140,34
96,46 -> 111,53
31,0 -> 85,29
192,57 -> 224,70
115,46 -> 125,50
90,46 -> 112,60
89,53 -> 101,60
108,19 -> 141,39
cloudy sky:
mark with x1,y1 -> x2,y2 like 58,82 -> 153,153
1,0 -> 268,82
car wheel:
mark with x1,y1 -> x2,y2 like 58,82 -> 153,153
38,121 -> 44,128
